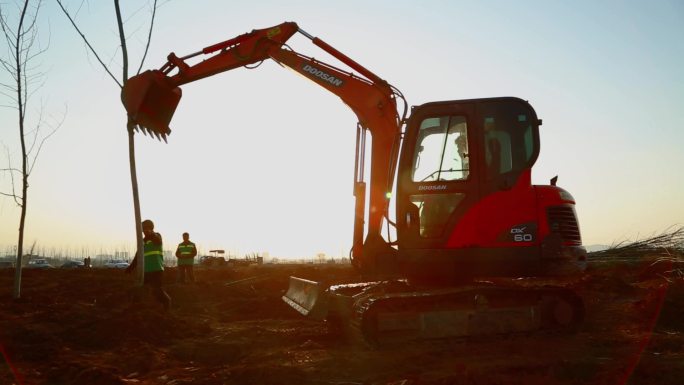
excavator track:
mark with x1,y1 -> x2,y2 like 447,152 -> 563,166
336,281 -> 584,346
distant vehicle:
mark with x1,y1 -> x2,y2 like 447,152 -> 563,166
199,255 -> 226,267
200,250 -> 227,267
103,260 -> 129,269
60,260 -> 86,269
26,259 -> 53,269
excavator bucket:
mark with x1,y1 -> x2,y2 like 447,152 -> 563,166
121,70 -> 182,141
282,276 -> 329,320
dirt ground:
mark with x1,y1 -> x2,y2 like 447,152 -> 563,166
1,257 -> 683,385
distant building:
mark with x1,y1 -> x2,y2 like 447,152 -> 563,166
114,251 -> 130,260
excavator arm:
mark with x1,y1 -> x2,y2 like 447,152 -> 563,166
121,22 -> 404,271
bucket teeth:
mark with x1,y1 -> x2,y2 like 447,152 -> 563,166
131,124 -> 169,143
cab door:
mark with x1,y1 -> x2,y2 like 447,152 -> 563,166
396,101 -> 480,250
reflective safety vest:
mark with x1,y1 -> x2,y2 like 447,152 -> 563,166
177,242 -> 196,266
143,239 -> 164,272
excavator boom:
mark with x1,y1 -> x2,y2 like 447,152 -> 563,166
121,22 -> 300,139
121,22 -> 402,269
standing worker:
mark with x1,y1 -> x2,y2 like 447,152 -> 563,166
125,219 -> 171,311
175,232 -> 197,283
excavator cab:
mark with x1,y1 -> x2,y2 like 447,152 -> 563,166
395,97 -> 584,280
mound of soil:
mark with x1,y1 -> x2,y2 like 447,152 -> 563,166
1,260 -> 683,385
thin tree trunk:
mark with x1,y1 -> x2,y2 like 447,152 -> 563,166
116,0 -> 144,286
12,111 -> 27,298
13,201 -> 25,298
12,85 -> 27,299
127,121 -> 144,285
12,0 -> 30,300
13,121 -> 28,298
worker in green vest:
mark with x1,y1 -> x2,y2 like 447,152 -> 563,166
125,219 -> 171,311
175,232 -> 197,283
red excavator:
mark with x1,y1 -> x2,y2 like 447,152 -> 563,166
122,22 -> 587,343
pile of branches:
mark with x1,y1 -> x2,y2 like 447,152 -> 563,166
588,227 -> 684,280
588,226 -> 684,261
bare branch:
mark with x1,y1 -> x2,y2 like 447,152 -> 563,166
136,0 -> 157,75
54,0 -> 122,88
114,0 -> 128,82
28,106 -> 63,175
0,58 -> 17,77
25,103 -> 44,155
15,0 -> 30,128
122,2 -> 149,25
2,146 -> 19,207
0,87 -> 19,101
19,0 -> 40,36
0,7 -> 19,50
25,40 -> 48,63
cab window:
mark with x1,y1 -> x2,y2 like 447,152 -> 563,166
412,115 -> 469,182
480,103 -> 537,180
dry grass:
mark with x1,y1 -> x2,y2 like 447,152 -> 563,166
589,226 -> 683,259
588,226 -> 684,281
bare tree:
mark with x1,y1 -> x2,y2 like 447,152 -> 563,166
55,0 -> 160,284
0,0 -> 58,299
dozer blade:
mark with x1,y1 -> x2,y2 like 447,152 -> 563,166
282,276 -> 329,320
121,70 -> 182,140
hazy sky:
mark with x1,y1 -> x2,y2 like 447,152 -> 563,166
1,0 -> 682,259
